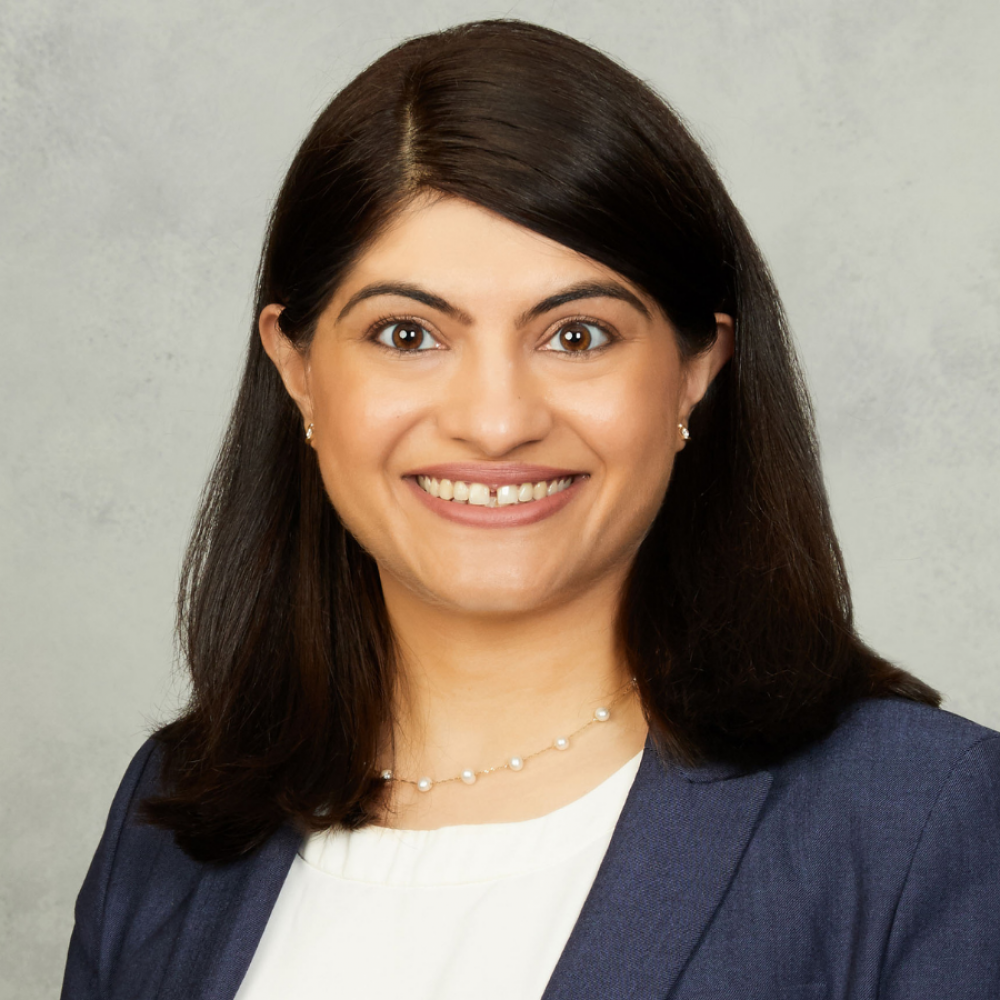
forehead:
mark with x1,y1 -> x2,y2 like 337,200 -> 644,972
333,193 -> 648,311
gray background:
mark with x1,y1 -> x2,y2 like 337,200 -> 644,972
1,0 -> 997,995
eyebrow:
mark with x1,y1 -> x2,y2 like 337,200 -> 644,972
335,279 -> 651,326
336,283 -> 474,325
515,281 -> 651,326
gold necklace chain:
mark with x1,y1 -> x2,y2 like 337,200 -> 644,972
378,677 -> 638,793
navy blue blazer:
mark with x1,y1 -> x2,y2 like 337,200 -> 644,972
62,698 -> 1000,999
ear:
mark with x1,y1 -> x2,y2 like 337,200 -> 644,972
678,313 -> 734,424
259,303 -> 313,426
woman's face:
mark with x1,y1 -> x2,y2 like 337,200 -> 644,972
262,194 -> 731,615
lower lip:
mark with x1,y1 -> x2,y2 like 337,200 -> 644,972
405,476 -> 586,528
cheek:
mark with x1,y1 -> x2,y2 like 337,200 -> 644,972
570,355 -> 681,493
307,353 -> 422,507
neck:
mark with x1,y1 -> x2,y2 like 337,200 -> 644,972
378,568 -> 643,781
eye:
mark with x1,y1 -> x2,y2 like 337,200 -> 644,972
373,320 -> 440,352
545,321 -> 613,353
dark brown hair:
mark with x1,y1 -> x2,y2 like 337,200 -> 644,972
144,19 -> 939,862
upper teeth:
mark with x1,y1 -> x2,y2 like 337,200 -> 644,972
416,476 -> 575,506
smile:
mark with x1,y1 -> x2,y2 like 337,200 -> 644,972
415,475 -> 576,507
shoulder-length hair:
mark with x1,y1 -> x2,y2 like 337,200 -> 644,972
144,19 -> 938,862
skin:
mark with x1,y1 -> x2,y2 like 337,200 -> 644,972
260,193 -> 733,829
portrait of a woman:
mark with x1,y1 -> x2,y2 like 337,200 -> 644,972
59,19 -> 1000,1000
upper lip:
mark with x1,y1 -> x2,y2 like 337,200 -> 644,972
404,463 -> 586,488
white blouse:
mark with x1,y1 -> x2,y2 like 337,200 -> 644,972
235,748 -> 645,1000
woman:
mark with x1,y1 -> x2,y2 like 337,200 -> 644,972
61,19 -> 1000,1000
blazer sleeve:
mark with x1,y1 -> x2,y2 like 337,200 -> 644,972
60,739 -> 160,1000
880,734 -> 1000,999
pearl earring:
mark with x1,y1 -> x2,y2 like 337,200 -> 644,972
305,423 -> 314,442
678,422 -> 690,441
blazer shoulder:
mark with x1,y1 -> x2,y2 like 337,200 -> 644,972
879,732 -> 1000,996
771,697 -> 1000,819
64,736 -> 301,1000
62,737 -> 167,996
75,736 -> 164,915
829,696 -> 998,766
78,735 -> 167,863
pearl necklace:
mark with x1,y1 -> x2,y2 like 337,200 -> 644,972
378,678 -> 638,793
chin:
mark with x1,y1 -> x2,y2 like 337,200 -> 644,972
436,589 -> 558,616
406,566 -> 572,616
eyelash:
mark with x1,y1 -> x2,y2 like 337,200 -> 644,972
365,314 -> 620,356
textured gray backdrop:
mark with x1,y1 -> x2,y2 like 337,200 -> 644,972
1,0 -> 997,995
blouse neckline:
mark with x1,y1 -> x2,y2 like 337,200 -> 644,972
298,747 -> 645,887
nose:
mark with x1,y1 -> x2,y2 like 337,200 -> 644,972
436,340 -> 552,456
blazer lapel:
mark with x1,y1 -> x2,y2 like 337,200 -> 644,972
541,736 -> 772,1000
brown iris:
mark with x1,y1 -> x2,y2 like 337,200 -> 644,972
390,323 -> 425,349
557,323 -> 592,351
